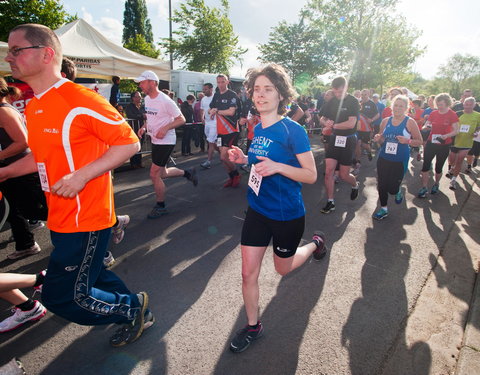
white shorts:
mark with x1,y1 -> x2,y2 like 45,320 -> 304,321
205,124 -> 218,143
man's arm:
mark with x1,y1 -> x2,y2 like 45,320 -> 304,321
155,114 -> 186,139
333,116 -> 357,130
51,142 -> 140,198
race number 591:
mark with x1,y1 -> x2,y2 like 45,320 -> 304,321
248,164 -> 262,196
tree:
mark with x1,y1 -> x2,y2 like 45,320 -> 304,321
303,0 -> 423,91
258,18 -> 341,84
160,0 -> 246,74
0,0 -> 76,41
122,0 -> 158,57
436,54 -> 480,98
124,34 -> 159,58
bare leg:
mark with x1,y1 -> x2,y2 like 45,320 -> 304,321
150,164 -> 185,202
241,245 -> 268,325
0,290 -> 29,305
324,158 -> 338,200
339,164 -> 357,186
273,241 -> 318,276
0,273 -> 36,293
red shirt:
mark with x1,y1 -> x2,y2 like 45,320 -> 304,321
427,109 -> 459,145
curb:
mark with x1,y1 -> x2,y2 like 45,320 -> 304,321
455,261 -> 480,375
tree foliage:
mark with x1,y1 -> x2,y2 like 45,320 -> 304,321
124,34 -> 159,58
258,18 -> 341,84
160,0 -> 246,74
122,0 -> 158,57
436,54 -> 480,98
0,0 -> 76,41
304,0 -> 423,91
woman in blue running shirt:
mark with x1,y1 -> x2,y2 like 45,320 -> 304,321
372,95 -> 422,220
227,64 -> 327,353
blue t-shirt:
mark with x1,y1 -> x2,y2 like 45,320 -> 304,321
422,107 -> 433,118
247,117 -> 311,221
379,116 -> 411,163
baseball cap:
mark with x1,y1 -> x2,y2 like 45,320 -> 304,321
134,70 -> 159,83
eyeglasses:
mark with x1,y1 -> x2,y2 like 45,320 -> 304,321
7,45 -> 46,57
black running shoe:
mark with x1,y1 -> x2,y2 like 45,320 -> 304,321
230,322 -> 264,353
321,201 -> 335,214
350,182 -> 360,200
186,167 -> 198,187
312,231 -> 327,261
110,292 -> 149,347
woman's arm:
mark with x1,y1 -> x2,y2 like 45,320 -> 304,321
0,108 -> 28,161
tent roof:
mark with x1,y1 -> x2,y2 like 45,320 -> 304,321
0,19 -> 170,80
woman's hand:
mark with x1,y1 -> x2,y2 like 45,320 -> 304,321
254,156 -> 280,177
228,146 -> 247,164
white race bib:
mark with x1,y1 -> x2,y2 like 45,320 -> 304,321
37,162 -> 50,192
334,135 -> 347,148
431,134 -> 442,144
385,142 -> 398,155
216,137 -> 222,147
248,164 -> 263,196
460,124 -> 470,133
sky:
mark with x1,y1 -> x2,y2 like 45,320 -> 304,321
62,0 -> 480,81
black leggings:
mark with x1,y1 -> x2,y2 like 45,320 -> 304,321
421,142 -> 450,174
377,157 -> 405,207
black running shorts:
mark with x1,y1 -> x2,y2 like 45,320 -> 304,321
241,207 -> 305,259
151,144 -> 175,167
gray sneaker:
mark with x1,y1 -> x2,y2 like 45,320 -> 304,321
103,251 -> 115,268
110,292 -> 149,347
147,205 -> 168,219
112,215 -> 130,244
7,243 -> 41,260
186,167 -> 198,186
200,160 -> 211,169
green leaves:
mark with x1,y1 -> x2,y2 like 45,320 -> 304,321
0,0 -> 77,41
122,0 -> 158,57
159,0 -> 246,74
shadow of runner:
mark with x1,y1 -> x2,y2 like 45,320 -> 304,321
342,208 -> 431,375
213,251 -> 330,375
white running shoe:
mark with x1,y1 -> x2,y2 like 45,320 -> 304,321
0,301 -> 46,332
112,215 -> 130,244
7,243 -> 41,260
200,160 -> 211,169
103,251 -> 116,268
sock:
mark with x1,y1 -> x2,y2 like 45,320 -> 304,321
451,176 -> 456,181
381,206 -> 388,212
328,199 -> 334,203
232,170 -> 239,177
114,218 -> 119,227
248,321 -> 260,329
156,201 -> 165,208
183,170 -> 191,179
34,272 -> 45,287
467,164 -> 472,169
17,299 -> 35,311
448,165 -> 452,170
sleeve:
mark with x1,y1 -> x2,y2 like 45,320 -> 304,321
229,92 -> 238,109
165,97 -> 182,118
84,92 -> 139,146
346,97 -> 360,118
290,122 -> 311,154
450,110 -> 459,123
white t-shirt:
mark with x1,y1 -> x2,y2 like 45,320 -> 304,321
200,94 -> 216,127
145,92 -> 181,145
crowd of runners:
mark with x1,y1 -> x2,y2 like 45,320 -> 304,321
0,23 -> 479,368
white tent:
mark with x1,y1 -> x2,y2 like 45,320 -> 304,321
0,19 -> 170,80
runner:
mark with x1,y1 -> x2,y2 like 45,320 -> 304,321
372,95 -> 422,220
320,76 -> 360,214
227,64 -> 327,353
135,70 -> 198,218
354,88 -> 379,170
418,93 -> 459,198
3,23 -> 154,346
200,83 -> 219,169
209,74 -> 241,187
446,97 -> 480,190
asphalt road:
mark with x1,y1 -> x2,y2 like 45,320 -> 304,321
0,134 -> 478,375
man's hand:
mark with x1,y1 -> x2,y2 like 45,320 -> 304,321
138,127 -> 146,138
51,172 -> 87,198
156,126 -> 168,139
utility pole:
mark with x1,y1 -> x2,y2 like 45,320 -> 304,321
169,0 -> 173,70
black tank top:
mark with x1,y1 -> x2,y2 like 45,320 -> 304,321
0,103 -> 29,165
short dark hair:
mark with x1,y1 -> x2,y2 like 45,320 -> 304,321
61,57 -> 77,81
186,94 -> 195,101
331,76 -> 347,89
112,76 -> 120,83
245,63 -> 297,116
203,83 -> 213,89
130,91 -> 140,99
412,99 -> 422,107
11,23 -> 62,65
217,74 -> 229,80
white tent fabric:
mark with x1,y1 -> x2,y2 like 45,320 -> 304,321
0,19 -> 170,80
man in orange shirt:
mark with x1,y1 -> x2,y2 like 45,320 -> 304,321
2,23 -> 153,347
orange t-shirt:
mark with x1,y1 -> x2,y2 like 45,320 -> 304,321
25,79 -> 138,233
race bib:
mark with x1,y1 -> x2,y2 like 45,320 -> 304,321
460,124 -> 470,133
216,137 -> 222,147
334,135 -> 347,148
248,164 -> 262,196
37,162 -> 50,192
431,134 -> 442,144
385,142 -> 398,155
